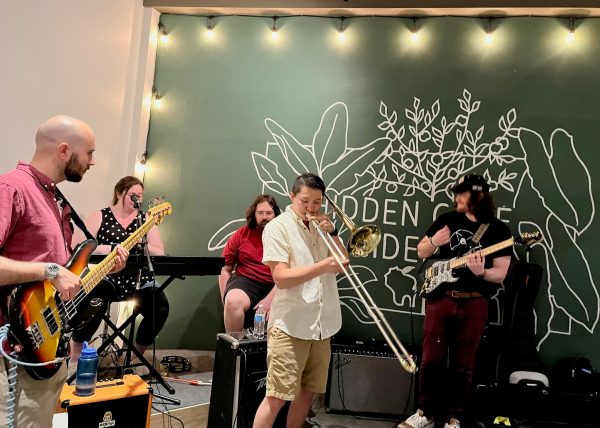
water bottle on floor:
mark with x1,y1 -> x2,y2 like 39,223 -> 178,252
75,341 -> 99,396
253,305 -> 265,339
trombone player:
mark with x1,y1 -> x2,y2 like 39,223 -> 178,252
253,173 -> 349,428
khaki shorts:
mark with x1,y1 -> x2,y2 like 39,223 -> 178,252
0,357 -> 67,427
265,327 -> 331,401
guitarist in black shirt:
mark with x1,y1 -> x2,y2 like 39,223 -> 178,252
399,174 -> 511,428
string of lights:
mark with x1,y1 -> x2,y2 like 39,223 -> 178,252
156,14 -> 583,47
139,13 -> 588,181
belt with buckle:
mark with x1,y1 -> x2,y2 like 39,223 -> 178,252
446,290 -> 483,299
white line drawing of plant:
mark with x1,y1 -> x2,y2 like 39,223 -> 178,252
208,90 -> 597,348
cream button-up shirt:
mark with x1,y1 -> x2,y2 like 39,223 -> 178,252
262,205 -> 342,340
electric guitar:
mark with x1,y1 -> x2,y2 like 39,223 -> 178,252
418,231 -> 543,298
6,202 -> 172,379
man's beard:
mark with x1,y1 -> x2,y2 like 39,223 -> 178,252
256,220 -> 269,230
64,153 -> 85,182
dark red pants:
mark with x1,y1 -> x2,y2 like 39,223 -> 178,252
418,295 -> 488,422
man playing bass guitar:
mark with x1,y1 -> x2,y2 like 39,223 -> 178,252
0,116 -> 128,427
400,174 -> 511,428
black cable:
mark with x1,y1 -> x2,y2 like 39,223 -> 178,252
152,379 -> 184,427
335,351 -> 349,413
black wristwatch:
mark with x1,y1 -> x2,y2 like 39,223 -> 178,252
328,227 -> 339,237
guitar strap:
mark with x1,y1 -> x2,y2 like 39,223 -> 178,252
55,187 -> 95,241
471,223 -> 489,246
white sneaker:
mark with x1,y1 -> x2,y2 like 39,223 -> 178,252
444,418 -> 460,428
398,409 -> 434,428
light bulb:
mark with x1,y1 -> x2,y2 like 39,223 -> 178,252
566,29 -> 575,43
338,30 -> 346,43
207,27 -> 214,39
152,95 -> 163,110
134,160 -> 146,178
484,32 -> 493,45
159,24 -> 169,46
411,31 -> 418,43
271,28 -> 279,41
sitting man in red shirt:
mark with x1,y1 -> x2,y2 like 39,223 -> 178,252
219,194 -> 281,332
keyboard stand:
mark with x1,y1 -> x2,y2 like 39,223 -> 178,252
66,274 -> 182,396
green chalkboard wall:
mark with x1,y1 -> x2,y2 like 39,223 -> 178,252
144,14 -> 600,370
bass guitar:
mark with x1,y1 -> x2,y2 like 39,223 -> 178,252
418,231 -> 543,298
6,202 -> 172,379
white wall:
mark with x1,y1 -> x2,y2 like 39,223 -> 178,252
0,1 -> 158,215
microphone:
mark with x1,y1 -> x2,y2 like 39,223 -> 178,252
130,194 -> 140,208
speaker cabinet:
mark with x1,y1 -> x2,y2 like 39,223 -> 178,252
326,341 -> 417,418
59,374 -> 151,427
208,333 -> 289,428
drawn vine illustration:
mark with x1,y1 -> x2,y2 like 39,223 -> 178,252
208,89 -> 597,348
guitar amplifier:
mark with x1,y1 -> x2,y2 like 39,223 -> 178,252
58,374 -> 151,427
326,341 -> 418,417
208,333 -> 289,428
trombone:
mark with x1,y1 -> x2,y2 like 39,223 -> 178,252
310,194 -> 417,374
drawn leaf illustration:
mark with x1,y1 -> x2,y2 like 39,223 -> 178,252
207,219 -> 245,251
517,128 -> 578,227
313,102 -> 348,171
325,137 -> 391,192
379,121 -> 390,131
252,152 -> 289,196
265,118 -> 318,174
338,266 -> 380,323
379,101 -> 388,117
340,297 -> 376,323
545,215 -> 599,332
547,129 -> 595,234
263,143 -> 303,191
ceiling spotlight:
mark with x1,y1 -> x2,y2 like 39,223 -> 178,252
484,18 -> 494,45
338,17 -> 346,43
207,16 -> 214,39
410,18 -> 419,43
271,16 -> 279,41
566,18 -> 576,43
152,87 -> 163,109
158,23 -> 169,45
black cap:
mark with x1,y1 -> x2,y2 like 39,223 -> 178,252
451,174 -> 490,193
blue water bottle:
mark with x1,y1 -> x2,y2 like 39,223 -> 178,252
75,341 -> 99,396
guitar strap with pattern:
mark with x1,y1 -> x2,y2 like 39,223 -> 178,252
471,223 -> 489,246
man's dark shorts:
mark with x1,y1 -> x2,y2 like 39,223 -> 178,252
224,273 -> 274,308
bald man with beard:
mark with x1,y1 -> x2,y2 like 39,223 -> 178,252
0,116 -> 128,427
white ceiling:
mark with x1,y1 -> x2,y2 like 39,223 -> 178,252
143,1 -> 600,17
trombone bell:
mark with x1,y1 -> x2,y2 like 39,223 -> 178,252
348,225 -> 381,257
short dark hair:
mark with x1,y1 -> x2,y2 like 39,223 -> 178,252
246,194 -> 281,228
112,176 -> 143,205
291,173 -> 326,195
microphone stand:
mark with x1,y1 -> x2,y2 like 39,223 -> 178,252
131,198 -> 180,405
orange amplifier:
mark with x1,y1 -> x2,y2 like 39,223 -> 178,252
58,374 -> 151,427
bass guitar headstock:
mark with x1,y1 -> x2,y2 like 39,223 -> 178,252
147,201 -> 172,226
515,231 -> 543,247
